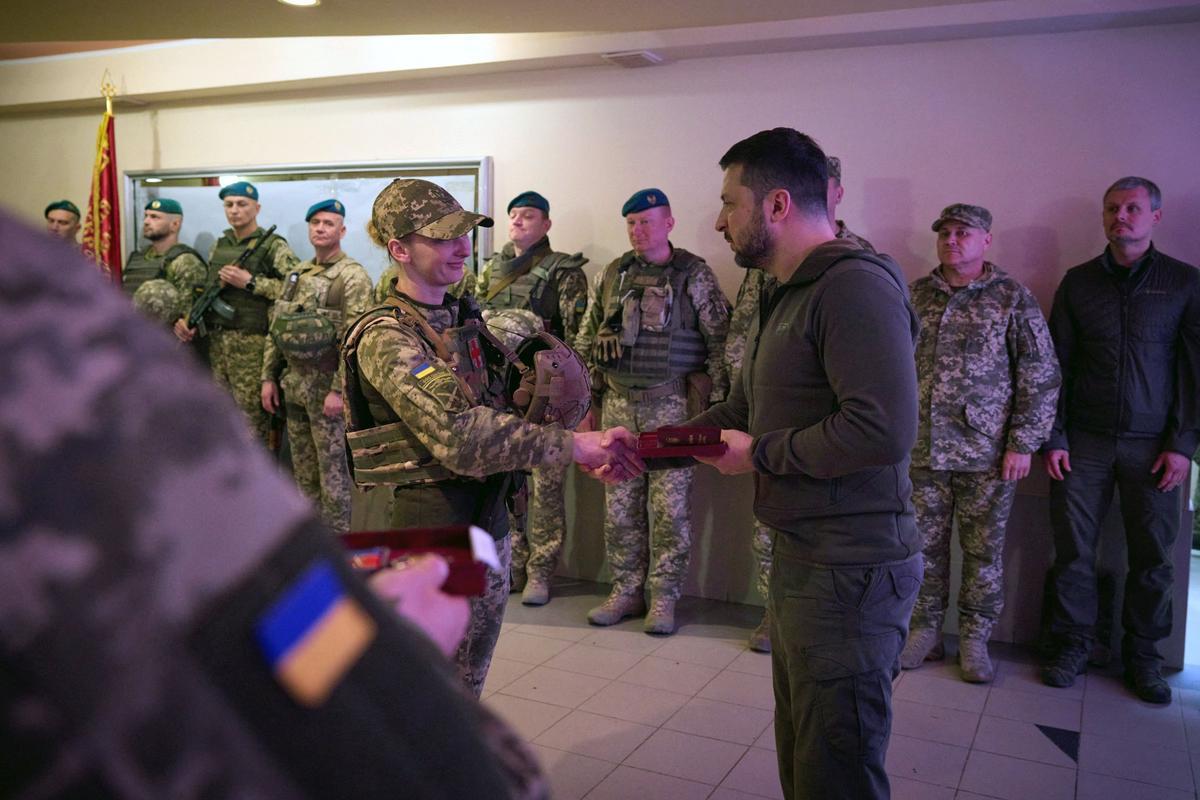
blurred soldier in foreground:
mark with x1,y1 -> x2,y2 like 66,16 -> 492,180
478,191 -> 589,605
700,128 -> 920,799
123,198 -> 209,326
901,204 -> 1059,683
44,199 -> 81,242
174,181 -> 298,445
262,199 -> 371,533
723,155 -> 875,652
575,188 -> 730,635
0,210 -> 549,800
343,178 -> 640,695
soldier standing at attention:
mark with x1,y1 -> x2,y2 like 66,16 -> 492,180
262,199 -> 372,534
175,181 -> 298,445
900,204 -> 1060,682
479,191 -> 589,605
724,155 -> 875,652
44,199 -> 81,242
124,198 -> 209,327
575,188 -> 730,635
342,178 -> 640,695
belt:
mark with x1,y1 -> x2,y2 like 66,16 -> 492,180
604,375 -> 685,402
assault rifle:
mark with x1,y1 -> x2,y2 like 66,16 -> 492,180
186,224 -> 277,337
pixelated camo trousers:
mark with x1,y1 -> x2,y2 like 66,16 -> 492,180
511,461 -> 569,581
910,467 -> 1017,641
457,534 -> 512,697
600,389 -> 693,601
208,328 -> 271,446
281,367 -> 352,534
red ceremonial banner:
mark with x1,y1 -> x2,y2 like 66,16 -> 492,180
81,110 -> 121,283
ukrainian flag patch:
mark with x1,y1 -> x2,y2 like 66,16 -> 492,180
255,560 -> 376,707
411,362 -> 436,379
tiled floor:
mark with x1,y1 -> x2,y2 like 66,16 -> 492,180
484,577 -> 1200,799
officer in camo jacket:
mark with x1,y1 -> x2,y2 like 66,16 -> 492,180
342,178 -> 639,696
125,198 -> 208,327
477,191 -> 590,606
722,155 -> 875,652
900,203 -> 1060,683
575,188 -> 730,636
0,209 -> 553,800
262,199 -> 372,534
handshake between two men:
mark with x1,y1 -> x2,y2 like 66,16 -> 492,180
570,422 -> 758,483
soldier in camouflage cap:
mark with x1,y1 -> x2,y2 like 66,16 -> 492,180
0,209 -> 552,800
262,199 -> 372,534
476,191 -> 590,606
125,197 -> 208,327
901,203 -> 1060,682
575,188 -> 730,635
344,178 -> 641,695
174,181 -> 299,447
722,154 -> 875,651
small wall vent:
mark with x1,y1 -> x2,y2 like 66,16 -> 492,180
600,50 -> 666,68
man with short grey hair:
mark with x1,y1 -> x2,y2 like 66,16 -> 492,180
901,203 -> 1059,683
1041,176 -> 1200,704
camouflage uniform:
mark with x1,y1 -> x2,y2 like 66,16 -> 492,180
478,237 -> 590,587
724,224 -> 875,606
576,247 -> 729,608
127,245 -> 209,326
263,253 -> 372,533
345,289 -> 573,695
909,262 -> 1060,640
205,227 -> 298,445
0,210 -> 548,800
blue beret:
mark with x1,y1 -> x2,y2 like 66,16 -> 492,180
145,198 -> 183,215
44,200 -> 81,218
218,181 -> 259,200
621,188 -> 670,217
306,198 -> 346,221
507,191 -> 549,215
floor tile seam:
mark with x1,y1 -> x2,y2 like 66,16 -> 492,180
978,709 -> 1082,733
646,722 -> 765,751
597,761 -> 718,792
964,738 -> 1078,770
1077,768 -> 1200,795
618,736 -> 748,784
1077,725 -> 1193,753
495,672 -> 617,710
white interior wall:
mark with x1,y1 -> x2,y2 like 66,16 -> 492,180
3,21 -> 1198,648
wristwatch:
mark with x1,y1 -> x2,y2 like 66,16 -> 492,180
245,276 -> 257,293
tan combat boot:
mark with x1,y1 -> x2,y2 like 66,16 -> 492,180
587,592 -> 646,626
521,576 -> 551,606
644,597 -> 676,635
900,627 -> 944,670
958,637 -> 994,683
748,609 -> 771,653
509,569 -> 527,594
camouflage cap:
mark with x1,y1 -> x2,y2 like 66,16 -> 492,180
826,156 -> 842,183
372,178 -> 493,241
145,198 -> 183,215
931,203 -> 992,232
44,199 -> 80,219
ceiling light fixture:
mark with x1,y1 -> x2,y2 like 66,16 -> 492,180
278,0 -> 320,7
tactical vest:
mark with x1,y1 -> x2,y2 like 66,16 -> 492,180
341,295 -> 513,489
485,244 -> 583,336
121,243 -> 204,296
596,249 -> 708,380
269,258 -> 352,372
206,229 -> 286,333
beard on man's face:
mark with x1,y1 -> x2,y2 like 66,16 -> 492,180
731,208 -> 773,270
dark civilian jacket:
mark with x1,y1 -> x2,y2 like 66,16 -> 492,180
1046,245 -> 1200,456
691,239 -> 921,566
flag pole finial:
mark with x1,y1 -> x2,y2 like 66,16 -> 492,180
100,69 -> 116,115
